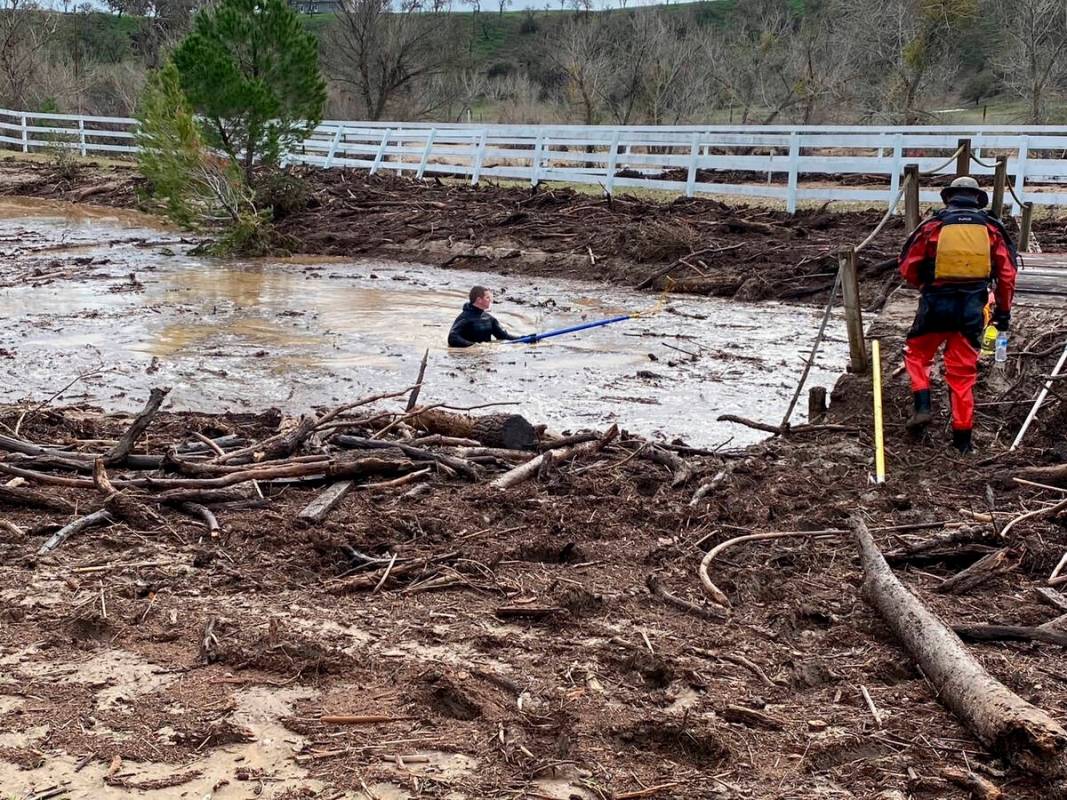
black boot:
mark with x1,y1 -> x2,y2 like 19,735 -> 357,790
906,390 -> 932,432
952,428 -> 974,454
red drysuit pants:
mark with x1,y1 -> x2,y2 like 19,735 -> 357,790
904,332 -> 978,431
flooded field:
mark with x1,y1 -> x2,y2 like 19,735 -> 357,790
0,199 -> 850,447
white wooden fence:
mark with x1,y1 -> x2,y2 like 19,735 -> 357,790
4,107 -> 1067,214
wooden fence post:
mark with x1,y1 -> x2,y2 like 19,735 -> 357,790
808,386 -> 828,423
839,247 -> 868,374
991,155 -> 1008,219
1019,202 -> 1034,253
955,138 -> 971,177
904,164 -> 921,234
20,114 -> 27,153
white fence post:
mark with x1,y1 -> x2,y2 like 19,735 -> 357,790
78,118 -> 86,157
530,133 -> 544,187
1012,135 -> 1029,217
20,114 -> 27,152
685,132 -> 700,198
785,132 -> 800,214
370,128 -> 391,175
416,128 -> 435,180
604,130 -> 621,195
324,124 -> 345,168
889,133 -> 904,214
470,129 -> 488,186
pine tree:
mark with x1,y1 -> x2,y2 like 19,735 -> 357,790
171,0 -> 327,181
137,60 -> 264,252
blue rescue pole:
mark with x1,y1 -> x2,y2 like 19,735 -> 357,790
507,315 -> 632,345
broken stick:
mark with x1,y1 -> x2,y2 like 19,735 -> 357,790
852,516 -> 1067,775
104,387 -> 171,465
37,509 -> 115,555
490,424 -> 619,490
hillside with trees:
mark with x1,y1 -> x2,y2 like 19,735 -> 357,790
1,0 -> 1065,124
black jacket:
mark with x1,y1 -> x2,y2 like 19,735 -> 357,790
448,302 -> 519,347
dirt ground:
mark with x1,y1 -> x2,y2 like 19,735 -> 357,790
2,158 -> 1067,799
1,307 -> 1066,799
6,155 -> 1064,310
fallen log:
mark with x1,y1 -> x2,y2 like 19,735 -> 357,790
104,387 -> 170,465
37,509 -> 115,555
296,481 -> 355,527
333,435 -> 478,480
0,483 -> 75,512
2,454 -> 413,492
490,425 -> 619,490
953,624 -> 1067,648
852,516 -> 1067,775
94,457 -> 166,530
642,445 -> 693,488
1018,463 -> 1067,486
935,547 -> 1021,594
716,414 -> 857,436
176,502 -> 220,537
410,408 -> 536,450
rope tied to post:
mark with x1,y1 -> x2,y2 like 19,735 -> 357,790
918,144 -> 967,177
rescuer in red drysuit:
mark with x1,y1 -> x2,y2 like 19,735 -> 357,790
898,176 -> 1018,454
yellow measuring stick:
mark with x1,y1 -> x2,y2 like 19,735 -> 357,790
872,339 -> 886,483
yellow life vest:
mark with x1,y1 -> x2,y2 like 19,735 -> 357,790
934,221 -> 991,281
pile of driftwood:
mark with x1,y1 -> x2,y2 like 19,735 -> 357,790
0,385 -> 702,560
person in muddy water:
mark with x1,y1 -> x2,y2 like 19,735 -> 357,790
448,286 -> 522,347
898,176 -> 1018,454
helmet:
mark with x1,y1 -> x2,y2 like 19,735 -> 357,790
941,175 -> 989,208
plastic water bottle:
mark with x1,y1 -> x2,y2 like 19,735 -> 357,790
995,331 -> 1008,364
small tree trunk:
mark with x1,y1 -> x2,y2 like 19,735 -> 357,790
410,409 -> 537,450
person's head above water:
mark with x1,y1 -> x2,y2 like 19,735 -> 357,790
470,285 -> 493,311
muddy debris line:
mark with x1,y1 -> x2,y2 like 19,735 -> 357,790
2,298 -> 1067,798
2,157 -> 1046,309
0,201 -> 848,448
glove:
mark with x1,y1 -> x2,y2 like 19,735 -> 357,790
992,309 -> 1010,332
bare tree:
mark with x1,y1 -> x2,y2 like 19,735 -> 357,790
496,0 -> 510,14
0,0 -> 55,110
840,0 -> 973,123
634,12 -> 699,124
549,18 -> 610,124
990,0 -> 1067,123
328,0 -> 456,120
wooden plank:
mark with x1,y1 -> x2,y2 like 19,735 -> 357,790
297,480 -> 355,527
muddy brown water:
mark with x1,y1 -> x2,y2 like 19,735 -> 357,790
0,198 -> 850,447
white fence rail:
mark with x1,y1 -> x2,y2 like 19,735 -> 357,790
4,107 -> 1067,214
